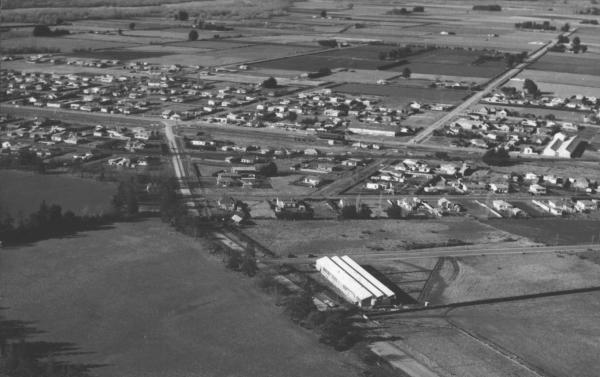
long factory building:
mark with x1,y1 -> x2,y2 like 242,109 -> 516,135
315,255 -> 396,308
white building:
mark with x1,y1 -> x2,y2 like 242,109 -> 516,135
315,255 -> 395,308
542,133 -> 583,158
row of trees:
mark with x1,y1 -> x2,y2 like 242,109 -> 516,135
515,20 -> 556,31
387,6 -> 425,15
32,25 -> 70,37
0,178 -> 141,245
472,5 -> 501,11
377,46 -> 414,61
258,273 -> 362,351
0,201 -> 119,245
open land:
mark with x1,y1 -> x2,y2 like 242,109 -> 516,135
2,0 -> 600,376
0,219 -> 363,377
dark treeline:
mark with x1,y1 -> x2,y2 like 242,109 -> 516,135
0,178 -> 141,246
473,5 -> 502,11
0,201 -> 120,246
32,25 -> 70,37
515,20 -> 556,31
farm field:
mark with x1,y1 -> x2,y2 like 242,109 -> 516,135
0,218 -> 363,377
483,218 -> 600,245
252,45 -> 510,77
378,311 -> 540,377
529,52 -> 600,76
426,253 -> 600,305
448,290 -> 600,377
244,218 -> 532,258
389,48 -> 507,78
516,69 -> 600,89
0,35 -> 138,52
0,170 -> 116,217
335,83 -> 468,106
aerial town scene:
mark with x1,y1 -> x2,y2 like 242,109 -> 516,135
0,0 -> 599,376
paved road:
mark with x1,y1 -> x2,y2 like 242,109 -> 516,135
263,243 -> 600,265
163,120 -> 199,214
409,39 -> 556,144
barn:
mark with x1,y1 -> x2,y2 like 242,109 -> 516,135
315,255 -> 395,308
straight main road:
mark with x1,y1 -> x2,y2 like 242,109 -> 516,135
409,38 -> 558,144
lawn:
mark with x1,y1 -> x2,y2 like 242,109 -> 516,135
448,290 -> 600,377
0,218 -> 363,377
0,170 -> 116,217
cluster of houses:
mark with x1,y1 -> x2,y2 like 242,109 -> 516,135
482,90 -> 599,115
366,159 -> 472,194
438,106 -> 586,157
213,88 -> 425,138
532,198 -> 598,216
1,68 -> 270,120
387,197 -> 465,218
0,114 -> 160,169
107,156 -> 151,168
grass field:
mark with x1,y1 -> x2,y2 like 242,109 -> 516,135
0,170 -> 116,217
378,310 -> 540,377
0,218 -> 363,377
448,290 -> 600,377
253,45 -> 508,78
428,253 -> 600,304
483,218 -> 600,245
530,52 -> 600,76
390,48 -> 507,78
244,218 -> 531,258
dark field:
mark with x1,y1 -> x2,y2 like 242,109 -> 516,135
530,53 -> 600,76
483,218 -> 600,245
0,170 -> 116,217
253,46 -> 506,77
391,49 -> 507,78
0,219 -> 363,377
252,45 -> 424,71
335,83 -> 468,105
66,48 -> 172,60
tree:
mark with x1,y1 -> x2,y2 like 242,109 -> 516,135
402,67 -> 411,78
129,22 -> 136,30
32,25 -> 52,36
188,29 -> 199,41
261,76 -> 278,88
177,10 -> 189,21
573,36 -> 581,47
320,10 -> 328,18
482,148 -> 512,166
523,78 -> 539,96
561,22 -> 570,32
255,161 -> 278,176
558,35 -> 570,44
240,246 -> 257,276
